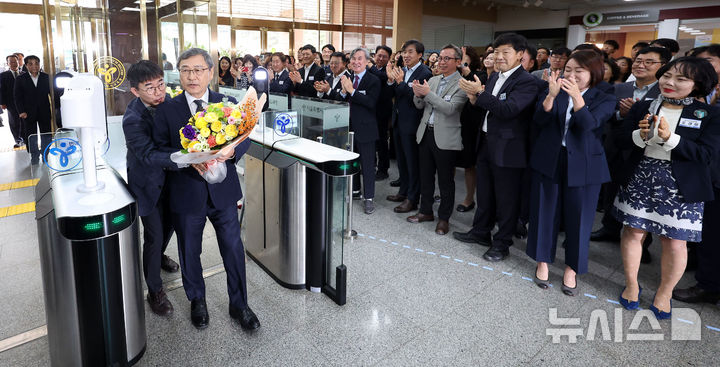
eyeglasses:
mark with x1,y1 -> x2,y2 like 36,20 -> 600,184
633,59 -> 663,67
179,67 -> 209,76
550,54 -> 568,60
438,56 -> 459,62
139,80 -> 166,94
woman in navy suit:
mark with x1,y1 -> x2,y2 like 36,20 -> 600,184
613,57 -> 720,319
526,50 -> 616,296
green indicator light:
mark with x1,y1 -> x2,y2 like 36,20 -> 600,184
338,164 -> 349,170
353,162 -> 359,167
84,222 -> 103,231
112,214 -> 127,225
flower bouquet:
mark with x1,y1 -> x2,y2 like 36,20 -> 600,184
170,87 -> 266,183
166,85 -> 183,98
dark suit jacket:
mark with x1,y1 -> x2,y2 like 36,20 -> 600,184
391,63 -> 433,135
294,64 -> 327,97
153,89 -> 251,214
474,66 -> 539,168
530,87 -> 616,187
344,71 -> 380,143
14,71 -> 51,123
320,70 -> 351,102
0,70 -> 20,109
122,96 -> 178,216
613,100 -> 720,202
369,65 -> 393,123
270,69 -> 293,94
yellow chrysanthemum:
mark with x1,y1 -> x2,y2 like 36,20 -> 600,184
187,141 -> 199,151
216,134 -> 226,145
200,127 -> 211,138
225,124 -> 238,138
195,117 -> 207,130
181,137 -> 189,149
204,112 -> 218,123
230,110 -> 242,119
211,120 -> 223,132
194,111 -> 203,119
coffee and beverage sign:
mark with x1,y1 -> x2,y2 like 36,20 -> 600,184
583,10 -> 660,27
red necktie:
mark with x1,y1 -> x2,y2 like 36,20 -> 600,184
353,75 -> 359,89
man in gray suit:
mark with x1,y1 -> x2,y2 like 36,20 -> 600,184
406,44 -> 468,235
531,47 -> 570,81
591,46 -> 671,245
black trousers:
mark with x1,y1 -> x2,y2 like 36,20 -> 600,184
526,148 -> 601,274
697,187 -> 720,292
393,128 -> 420,202
6,106 -> 22,143
418,127 -> 457,220
140,191 -> 174,293
353,141 -> 376,199
471,135 -> 524,249
376,113 -> 391,173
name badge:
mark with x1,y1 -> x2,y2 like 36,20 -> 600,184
358,90 -> 366,95
499,93 -> 507,101
444,95 -> 452,101
279,81 -> 284,85
309,76 -> 314,81
679,118 -> 702,129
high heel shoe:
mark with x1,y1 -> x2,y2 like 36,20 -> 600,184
534,265 -> 550,290
619,287 -> 642,310
649,296 -> 672,320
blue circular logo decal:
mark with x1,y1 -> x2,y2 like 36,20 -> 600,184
43,138 -> 83,172
274,113 -> 292,136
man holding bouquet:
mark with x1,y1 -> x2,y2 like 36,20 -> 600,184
153,48 -> 260,331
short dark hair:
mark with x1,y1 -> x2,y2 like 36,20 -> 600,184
463,45 -> 482,72
692,44 -> 720,59
568,50 -> 605,88
538,47 -> 550,54
314,51 -> 324,65
127,60 -> 164,89
6,54 -> 18,62
271,52 -> 287,63
655,56 -> 719,98
603,40 -> 620,50
604,58 -> 621,83
492,32 -> 527,52
551,47 -> 572,58
14,52 -> 24,57
299,44 -> 316,54
24,55 -> 40,64
524,44 -> 538,72
637,46 -> 672,65
650,38 -> 680,54
402,39 -> 425,55
375,45 -> 392,56
632,41 -> 650,50
573,43 -> 603,56
322,44 -> 335,52
242,54 -> 259,69
330,51 -> 348,64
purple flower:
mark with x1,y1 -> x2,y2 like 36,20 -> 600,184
182,124 -> 197,140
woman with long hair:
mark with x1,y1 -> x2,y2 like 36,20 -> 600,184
218,56 -> 234,86
613,57 -> 720,319
526,50 -> 617,296
616,56 -> 633,83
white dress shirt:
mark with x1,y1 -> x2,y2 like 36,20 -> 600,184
562,89 -> 588,146
186,89 -> 210,114
482,64 -> 522,132
30,73 -> 39,87
317,70 -> 348,98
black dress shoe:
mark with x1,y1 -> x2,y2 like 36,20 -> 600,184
451,231 -> 491,246
483,246 -> 509,262
456,202 -> 475,212
386,194 -> 407,202
190,298 -> 209,329
147,289 -> 174,316
390,179 -> 401,187
407,213 -> 434,223
230,305 -> 261,330
515,221 -> 528,239
375,171 -> 389,181
673,285 -> 720,304
590,227 -> 620,242
161,255 -> 180,273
